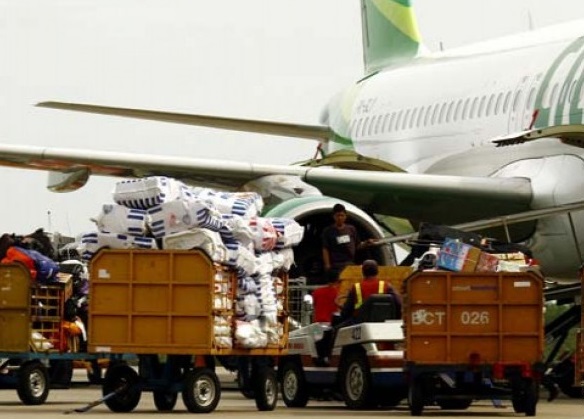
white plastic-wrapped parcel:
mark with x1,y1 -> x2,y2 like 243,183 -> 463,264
148,199 -> 223,238
78,231 -> 158,260
163,229 -> 228,263
92,204 -> 149,236
193,188 -> 264,219
113,176 -> 191,209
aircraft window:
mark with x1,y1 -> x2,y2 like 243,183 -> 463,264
512,90 -> 523,112
375,114 -> 384,134
353,119 -> 361,138
462,98 -> 470,120
495,92 -> 504,115
470,97 -> 479,118
454,99 -> 462,122
431,104 -> 440,125
410,108 -> 418,129
402,109 -> 410,130
526,87 -> 536,110
478,96 -> 487,118
445,102 -> 454,123
503,91 -> 512,113
550,83 -> 559,107
486,94 -> 495,117
380,114 -> 388,132
438,103 -> 447,124
579,84 -> 584,107
423,105 -> 432,126
369,115 -> 378,135
388,112 -> 396,131
395,110 -> 403,131
361,117 -> 370,137
416,106 -> 424,127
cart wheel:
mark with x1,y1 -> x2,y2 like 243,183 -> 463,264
17,361 -> 49,405
339,351 -> 374,409
408,377 -> 425,416
375,386 -> 407,407
253,366 -> 278,411
236,369 -> 255,399
436,398 -> 472,410
523,379 -> 538,417
102,364 -> 141,412
280,360 -> 309,407
182,367 -> 221,413
512,378 -> 539,416
153,390 -> 178,411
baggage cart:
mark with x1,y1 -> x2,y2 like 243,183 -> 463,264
88,249 -> 289,413
0,263 -> 105,405
403,270 -> 545,416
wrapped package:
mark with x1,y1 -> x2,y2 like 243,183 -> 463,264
78,231 -> 157,260
269,218 -> 305,249
225,242 -> 256,276
193,188 -> 264,219
113,176 -> 189,209
92,204 -> 149,236
163,229 -> 228,263
249,217 -> 279,252
234,320 -> 268,348
148,199 -> 223,238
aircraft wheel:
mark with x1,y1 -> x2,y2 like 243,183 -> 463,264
182,367 -> 221,413
17,361 -> 49,405
253,366 -> 278,411
102,364 -> 141,412
153,390 -> 178,411
280,360 -> 309,407
339,351 -> 374,409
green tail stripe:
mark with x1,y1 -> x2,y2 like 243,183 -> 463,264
372,0 -> 421,43
363,0 -> 421,74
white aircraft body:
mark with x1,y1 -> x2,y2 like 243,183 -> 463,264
1,0 -> 584,281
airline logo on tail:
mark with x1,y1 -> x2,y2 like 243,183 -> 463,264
361,0 -> 423,74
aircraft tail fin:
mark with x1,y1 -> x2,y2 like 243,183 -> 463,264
361,0 -> 423,74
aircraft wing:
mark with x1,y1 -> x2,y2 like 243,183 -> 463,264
37,102 -> 330,141
0,143 -> 532,224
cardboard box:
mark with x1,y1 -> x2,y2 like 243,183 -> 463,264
475,251 -> 500,272
436,238 -> 481,272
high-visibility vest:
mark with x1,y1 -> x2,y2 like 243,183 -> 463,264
354,280 -> 385,310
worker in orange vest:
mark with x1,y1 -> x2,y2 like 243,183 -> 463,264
338,259 -> 402,325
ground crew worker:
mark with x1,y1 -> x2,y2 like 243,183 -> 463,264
311,269 -> 341,324
338,259 -> 402,325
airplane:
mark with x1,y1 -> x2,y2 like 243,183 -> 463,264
0,0 -> 584,282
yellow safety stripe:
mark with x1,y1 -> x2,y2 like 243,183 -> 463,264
354,280 -> 385,309
355,283 -> 363,309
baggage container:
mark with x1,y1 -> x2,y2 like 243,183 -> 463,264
88,249 -> 289,413
404,270 -> 544,365
89,249 -> 288,355
0,263 -> 73,353
403,270 -> 545,416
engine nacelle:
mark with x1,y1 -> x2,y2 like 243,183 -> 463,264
263,196 -> 395,284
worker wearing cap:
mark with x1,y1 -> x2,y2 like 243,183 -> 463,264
339,259 -> 402,323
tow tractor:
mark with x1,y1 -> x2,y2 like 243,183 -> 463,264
278,293 -> 408,409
